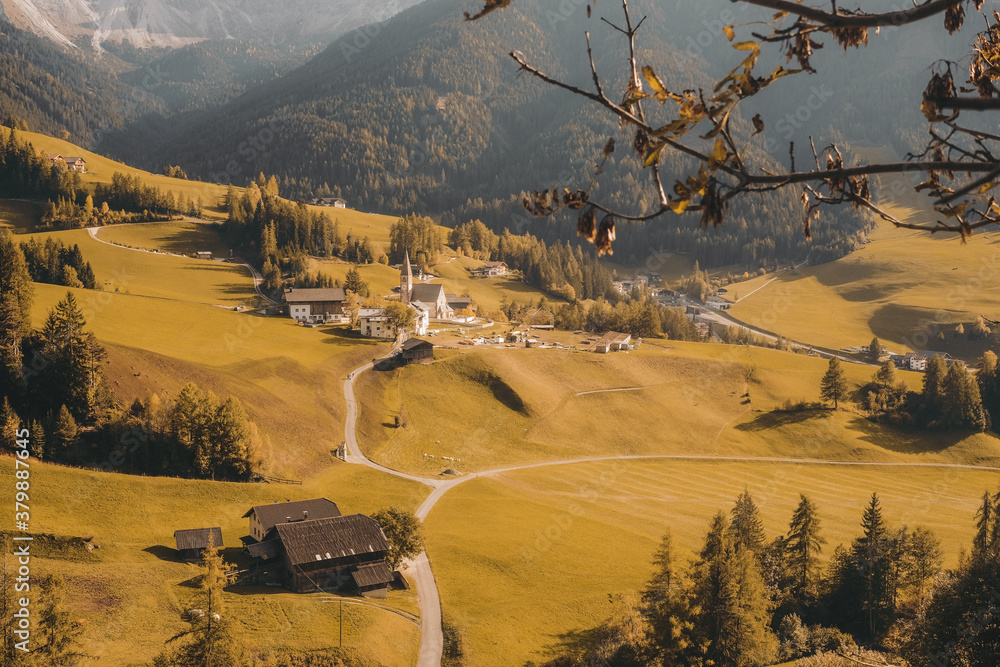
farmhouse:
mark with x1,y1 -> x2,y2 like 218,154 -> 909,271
283,287 -> 348,324
594,331 -> 632,353
901,352 -> 929,372
44,154 -> 65,167
471,261 -> 509,277
400,338 -> 434,363
173,527 -> 223,563
314,197 -> 347,208
242,498 -> 342,543
358,308 -> 395,339
64,157 -> 87,173
245,513 -> 393,596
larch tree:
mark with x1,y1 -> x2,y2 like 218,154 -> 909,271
641,529 -> 695,664
786,494 -> 826,597
730,489 -> 767,557
820,357 -> 848,409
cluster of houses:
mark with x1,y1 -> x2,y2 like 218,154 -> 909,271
173,498 -> 397,598
283,253 -> 475,340
469,261 -> 509,277
44,154 -> 87,173
890,351 -> 954,372
311,197 -> 347,208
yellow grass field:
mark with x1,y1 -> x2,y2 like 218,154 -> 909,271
30,281 -> 391,478
424,459 -> 997,667
355,340 -> 1000,475
0,457 -> 425,666
730,146 -> 1000,355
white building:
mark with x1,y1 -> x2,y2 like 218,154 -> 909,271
358,308 -> 395,339
410,302 -> 429,336
284,288 -> 348,324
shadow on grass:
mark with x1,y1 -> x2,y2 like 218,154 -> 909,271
734,408 -> 831,432
535,625 -> 606,664
127,222 -> 228,256
846,415 -> 968,454
143,545 -> 179,562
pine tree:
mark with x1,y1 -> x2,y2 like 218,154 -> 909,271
0,290 -> 24,399
210,398 -> 259,481
34,577 -> 82,663
904,526 -> 942,607
867,336 -> 882,363
642,529 -> 695,664
0,229 -> 33,336
52,405 -> 78,457
941,361 -> 989,431
786,494 -> 826,597
977,351 -> 1000,426
730,489 -> 766,556
0,397 -> 19,453
156,535 -> 241,667
874,360 -> 897,391
854,493 -> 891,638
922,354 -> 948,417
820,357 -> 848,409
692,512 -> 777,667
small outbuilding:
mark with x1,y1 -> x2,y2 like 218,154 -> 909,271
400,338 -> 434,363
195,251 -> 213,260
174,527 -> 224,562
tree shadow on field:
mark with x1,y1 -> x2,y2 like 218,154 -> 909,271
846,415 -> 968,454
735,409 -> 830,432
535,625 -> 606,664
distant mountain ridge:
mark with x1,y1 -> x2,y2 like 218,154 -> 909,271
0,0 -> 424,49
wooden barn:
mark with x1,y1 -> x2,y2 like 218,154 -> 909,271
246,514 -> 394,596
174,527 -> 223,563
400,338 -> 434,364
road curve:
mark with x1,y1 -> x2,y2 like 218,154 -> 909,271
341,359 -> 1000,667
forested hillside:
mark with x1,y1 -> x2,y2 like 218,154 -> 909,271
114,0 -> 889,269
0,22 -> 162,146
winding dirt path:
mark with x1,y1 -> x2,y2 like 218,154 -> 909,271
341,359 -> 1000,667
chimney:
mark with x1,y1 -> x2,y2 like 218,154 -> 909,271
286,516 -> 292,523
303,511 -> 308,520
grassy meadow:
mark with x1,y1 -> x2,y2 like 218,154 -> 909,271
2,126 -> 403,243
1,457 -> 425,666
354,339 -> 1000,475
730,146 -> 1000,357
424,459 -> 998,667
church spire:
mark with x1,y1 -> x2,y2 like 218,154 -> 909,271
401,250 -> 413,303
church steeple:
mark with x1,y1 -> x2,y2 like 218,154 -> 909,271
401,251 -> 413,303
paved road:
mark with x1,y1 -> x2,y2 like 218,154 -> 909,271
341,359 -> 1000,667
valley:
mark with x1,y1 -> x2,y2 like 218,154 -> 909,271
3,1 -> 1000,666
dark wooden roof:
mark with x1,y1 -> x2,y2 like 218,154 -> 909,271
410,283 -> 444,303
242,498 -> 342,532
283,288 -> 346,304
246,539 -> 284,561
401,338 -> 433,351
351,561 -> 395,588
174,527 -> 223,551
274,514 -> 389,566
